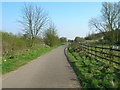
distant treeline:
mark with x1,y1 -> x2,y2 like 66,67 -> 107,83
85,29 -> 120,45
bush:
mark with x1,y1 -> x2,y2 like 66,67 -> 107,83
43,24 -> 60,47
2,32 -> 44,55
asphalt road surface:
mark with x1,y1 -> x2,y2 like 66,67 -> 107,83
3,45 -> 81,88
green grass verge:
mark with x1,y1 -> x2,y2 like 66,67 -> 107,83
67,46 -> 120,88
2,45 -> 58,74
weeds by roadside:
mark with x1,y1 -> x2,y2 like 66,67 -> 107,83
67,46 -> 120,88
2,45 -> 58,74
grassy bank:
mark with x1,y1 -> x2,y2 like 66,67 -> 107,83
67,46 -> 120,88
2,45 -> 58,74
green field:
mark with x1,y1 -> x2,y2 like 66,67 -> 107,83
67,45 -> 120,88
2,45 -> 58,74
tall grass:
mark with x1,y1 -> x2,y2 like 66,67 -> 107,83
2,45 -> 57,74
67,46 -> 120,88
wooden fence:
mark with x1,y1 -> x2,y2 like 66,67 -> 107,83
76,43 -> 120,70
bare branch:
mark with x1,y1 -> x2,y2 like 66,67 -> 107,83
19,3 -> 48,39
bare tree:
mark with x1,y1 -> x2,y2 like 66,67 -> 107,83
117,2 -> 120,44
19,4 -> 48,39
89,2 -> 120,43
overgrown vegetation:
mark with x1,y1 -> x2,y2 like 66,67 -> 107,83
85,30 -> 120,45
2,45 -> 57,74
60,37 -> 67,44
67,45 -> 120,88
74,36 -> 85,43
2,32 -> 44,55
43,23 -> 60,47
2,29 -> 61,74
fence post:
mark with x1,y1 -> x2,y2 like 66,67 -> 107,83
102,44 -> 103,62
95,46 -> 96,59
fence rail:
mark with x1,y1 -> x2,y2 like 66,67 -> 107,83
83,44 -> 120,51
82,45 -> 120,59
76,43 -> 120,66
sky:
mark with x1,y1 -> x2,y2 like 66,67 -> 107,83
2,2 -> 103,40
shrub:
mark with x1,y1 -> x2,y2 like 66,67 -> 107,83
43,24 -> 60,47
2,32 -> 44,55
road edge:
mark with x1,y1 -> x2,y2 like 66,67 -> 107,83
64,47 -> 82,88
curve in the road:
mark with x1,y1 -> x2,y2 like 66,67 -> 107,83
3,45 -> 81,88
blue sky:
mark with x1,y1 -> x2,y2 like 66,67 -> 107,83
2,2 -> 102,40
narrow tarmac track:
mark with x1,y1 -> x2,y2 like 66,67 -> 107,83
2,45 -> 81,88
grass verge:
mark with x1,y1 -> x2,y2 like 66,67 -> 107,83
2,45 -> 58,74
67,46 -> 120,88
